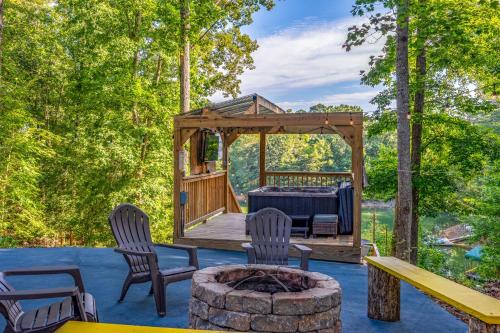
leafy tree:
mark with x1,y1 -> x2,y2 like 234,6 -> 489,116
0,0 -> 274,246
345,0 -> 499,262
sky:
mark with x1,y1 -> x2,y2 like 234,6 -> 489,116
211,0 -> 386,112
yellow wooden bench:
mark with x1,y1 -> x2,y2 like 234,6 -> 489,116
365,256 -> 500,333
57,322 -> 226,333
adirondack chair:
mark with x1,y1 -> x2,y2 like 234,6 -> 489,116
0,266 -> 98,333
109,203 -> 199,316
242,208 -> 312,271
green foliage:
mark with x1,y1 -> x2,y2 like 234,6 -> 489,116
418,246 -> 447,275
361,208 -> 393,255
364,145 -> 397,201
365,111 -> 499,215
0,0 -> 274,246
465,162 -> 500,280
228,104 -> 354,196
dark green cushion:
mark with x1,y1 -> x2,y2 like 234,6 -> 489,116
313,214 -> 338,223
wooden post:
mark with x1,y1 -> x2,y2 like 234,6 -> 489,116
173,128 -> 182,240
223,133 -> 229,213
368,264 -> 400,321
259,131 -> 266,187
189,131 -> 203,175
352,124 -> 363,248
372,210 -> 376,244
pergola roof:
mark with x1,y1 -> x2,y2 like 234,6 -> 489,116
176,94 -> 362,137
187,93 -> 285,116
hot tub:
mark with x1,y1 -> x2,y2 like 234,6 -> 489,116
248,186 -> 338,216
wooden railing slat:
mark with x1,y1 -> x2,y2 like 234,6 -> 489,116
263,171 -> 353,187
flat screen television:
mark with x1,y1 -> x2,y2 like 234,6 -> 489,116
198,130 -> 221,162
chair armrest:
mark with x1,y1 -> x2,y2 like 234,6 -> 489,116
114,247 -> 154,257
155,243 -> 196,250
242,243 -> 256,264
0,286 -> 79,301
4,266 -> 86,293
241,243 -> 254,250
114,247 -> 159,275
292,244 -> 312,253
154,243 -> 199,269
291,244 -> 312,271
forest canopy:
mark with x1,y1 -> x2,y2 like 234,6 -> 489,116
0,0 -> 274,246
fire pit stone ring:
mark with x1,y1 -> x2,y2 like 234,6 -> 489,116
189,264 -> 342,332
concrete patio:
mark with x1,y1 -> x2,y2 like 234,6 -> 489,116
0,247 -> 467,332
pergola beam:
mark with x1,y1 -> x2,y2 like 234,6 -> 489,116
329,125 -> 354,147
175,112 -> 362,128
180,128 -> 197,145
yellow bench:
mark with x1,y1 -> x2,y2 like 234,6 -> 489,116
57,322 -> 226,333
365,256 -> 500,333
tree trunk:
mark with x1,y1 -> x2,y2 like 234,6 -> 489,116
0,0 -> 3,76
180,0 -> 190,114
132,10 -> 142,125
367,264 -> 400,321
393,0 -> 412,261
154,55 -> 162,86
410,45 -> 426,265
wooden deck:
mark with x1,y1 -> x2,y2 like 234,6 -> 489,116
175,213 -> 361,263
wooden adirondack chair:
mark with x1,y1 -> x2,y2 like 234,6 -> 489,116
109,203 -> 199,316
242,208 -> 312,271
0,266 -> 98,333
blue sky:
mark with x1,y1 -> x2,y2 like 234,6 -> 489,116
212,0 -> 385,112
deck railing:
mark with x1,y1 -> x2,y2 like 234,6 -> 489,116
181,171 -> 226,227
227,182 -> 243,213
264,171 -> 353,187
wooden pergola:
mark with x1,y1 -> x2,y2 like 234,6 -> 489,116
172,94 -> 364,263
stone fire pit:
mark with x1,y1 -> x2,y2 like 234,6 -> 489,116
189,265 -> 342,332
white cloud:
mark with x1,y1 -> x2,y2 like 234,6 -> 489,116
238,17 -> 386,94
278,90 -> 382,112
210,16 -> 387,112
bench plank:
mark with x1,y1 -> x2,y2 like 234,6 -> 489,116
365,256 -> 500,324
57,321 -> 227,333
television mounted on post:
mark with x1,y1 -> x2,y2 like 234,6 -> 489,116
198,129 -> 221,163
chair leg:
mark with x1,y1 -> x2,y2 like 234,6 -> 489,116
152,279 -> 166,317
118,273 -> 134,303
4,324 -> 16,333
149,284 -> 154,295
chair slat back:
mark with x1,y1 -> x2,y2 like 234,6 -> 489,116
109,203 -> 156,273
0,273 -> 23,327
248,208 -> 291,265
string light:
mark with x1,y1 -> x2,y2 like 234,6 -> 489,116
349,112 -> 354,125
324,112 -> 329,125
